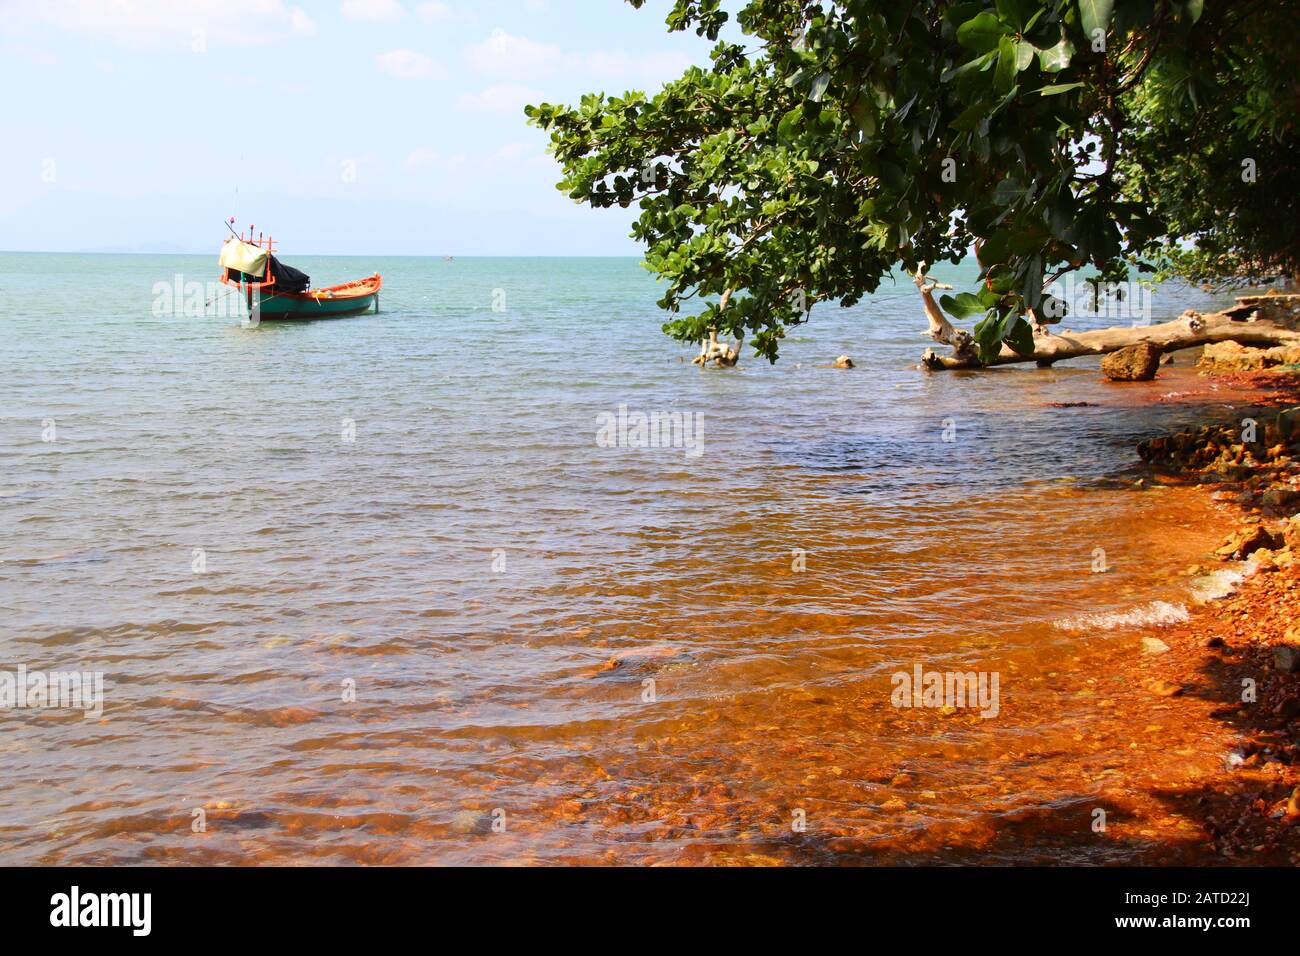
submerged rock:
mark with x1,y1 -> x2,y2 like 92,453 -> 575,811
449,810 -> 492,836
1148,679 -> 1184,697
1102,343 -> 1162,381
833,354 -> 855,369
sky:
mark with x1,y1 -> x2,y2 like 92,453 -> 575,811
0,0 -> 719,255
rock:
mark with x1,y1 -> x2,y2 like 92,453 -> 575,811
1283,516 -> 1300,552
1215,524 -> 1278,560
1102,343 -> 1162,381
1199,341 -> 1274,372
1275,697 -> 1300,723
1204,635 -> 1227,649
1260,488 -> 1300,512
1274,646 -> 1300,674
1287,787 -> 1300,820
1141,637 -> 1171,655
1161,354 -> 1175,365
1148,679 -> 1184,697
449,810 -> 492,835
1267,344 -> 1300,366
833,354 -> 855,369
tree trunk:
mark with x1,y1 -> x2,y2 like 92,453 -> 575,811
919,293 -> 1300,371
693,289 -> 743,367
912,266 -> 979,364
693,327 -> 742,366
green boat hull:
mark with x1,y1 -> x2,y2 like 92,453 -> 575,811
252,292 -> 379,320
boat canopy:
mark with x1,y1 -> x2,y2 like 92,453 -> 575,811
218,229 -> 310,293
219,238 -> 268,276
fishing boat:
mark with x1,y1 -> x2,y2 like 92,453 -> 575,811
218,223 -> 381,325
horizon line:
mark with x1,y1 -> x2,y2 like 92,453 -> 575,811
0,250 -> 647,259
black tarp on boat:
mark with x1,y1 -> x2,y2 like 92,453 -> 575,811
223,255 -> 311,293
268,256 -> 310,293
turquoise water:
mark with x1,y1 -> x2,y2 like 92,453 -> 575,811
0,252 -> 1247,864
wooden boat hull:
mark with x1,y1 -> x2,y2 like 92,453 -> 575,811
250,274 -> 382,321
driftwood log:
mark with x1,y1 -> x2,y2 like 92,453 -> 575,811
917,270 -> 1300,370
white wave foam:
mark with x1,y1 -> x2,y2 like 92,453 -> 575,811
1190,567 -> 1246,602
1055,600 -> 1190,632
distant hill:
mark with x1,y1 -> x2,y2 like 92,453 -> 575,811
78,241 -> 205,255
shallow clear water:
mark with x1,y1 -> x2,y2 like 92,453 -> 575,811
0,252 -> 1252,863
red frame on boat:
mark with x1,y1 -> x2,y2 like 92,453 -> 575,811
219,230 -> 278,291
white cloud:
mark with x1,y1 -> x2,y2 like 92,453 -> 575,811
415,2 -> 451,21
16,0 -> 317,46
492,142 -> 529,162
341,0 -> 405,21
465,29 -> 562,80
376,48 -> 441,79
465,29 -> 693,85
582,50 -> 692,82
489,142 -> 554,170
406,148 -> 441,167
2,44 -> 58,66
290,7 -> 316,34
457,84 -> 544,115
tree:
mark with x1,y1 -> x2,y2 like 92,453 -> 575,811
1122,2 -> 1300,291
527,0 -> 1300,368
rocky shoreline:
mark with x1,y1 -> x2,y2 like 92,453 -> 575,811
1129,356 -> 1300,861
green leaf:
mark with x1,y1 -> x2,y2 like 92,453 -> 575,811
1004,316 -> 1036,355
949,100 -> 989,133
992,178 -> 1027,205
809,71 -> 830,103
985,264 -> 1017,294
956,12 -> 1006,54
1015,41 -> 1035,72
849,97 -> 877,136
1037,37 -> 1074,72
941,292 -> 987,320
777,105 -> 804,142
995,0 -> 1036,30
1184,0 -> 1204,23
942,49 -> 996,81
1021,255 -> 1043,310
995,36 -> 1018,93
973,312 -> 1007,363
1078,0 -> 1114,42
1038,81 -> 1084,96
